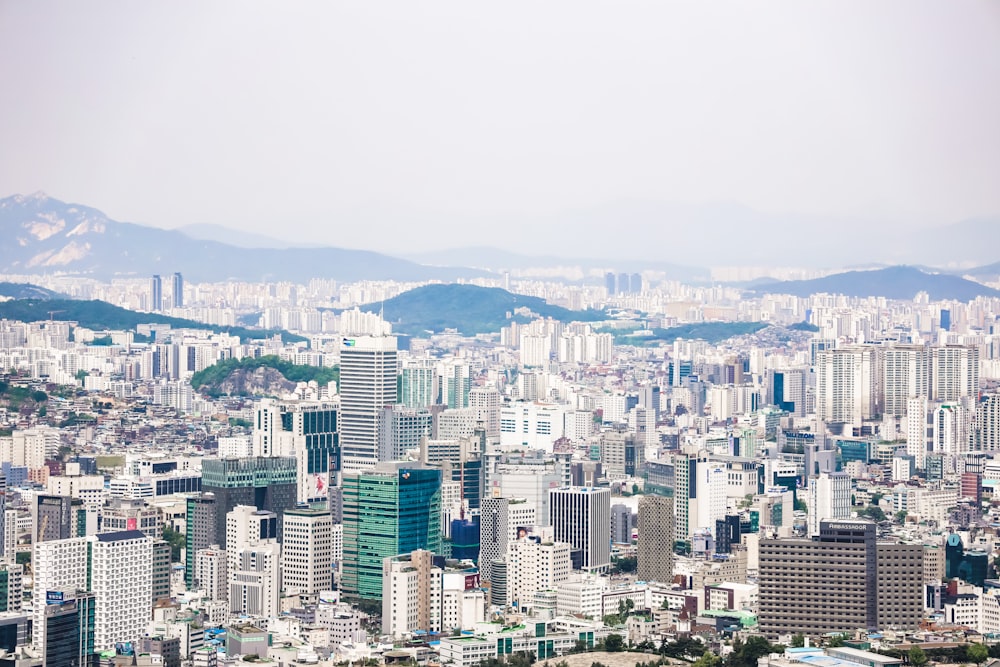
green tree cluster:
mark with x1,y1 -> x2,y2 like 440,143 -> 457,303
190,355 -> 339,396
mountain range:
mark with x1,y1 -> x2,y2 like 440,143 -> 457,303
0,193 -> 487,282
750,266 -> 1000,301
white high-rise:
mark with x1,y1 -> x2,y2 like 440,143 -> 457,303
32,532 -> 152,652
469,386 -> 502,438
91,531 -> 153,650
932,345 -> 979,402
933,402 -> 972,456
815,346 -> 880,427
906,396 -> 929,468
549,486 -> 611,573
506,538 -> 572,610
340,335 -> 398,472
883,344 -> 930,417
227,506 -> 281,619
807,472 -> 851,536
32,537 -> 89,651
281,508 -> 333,596
195,547 -> 228,601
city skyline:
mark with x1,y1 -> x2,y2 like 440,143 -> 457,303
1,2 -> 998,262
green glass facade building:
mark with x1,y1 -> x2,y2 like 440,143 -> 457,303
341,463 -> 442,600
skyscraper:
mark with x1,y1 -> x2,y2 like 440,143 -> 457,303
226,506 -> 280,618
200,456 -> 297,549
815,346 -> 880,428
253,397 -> 339,504
637,494 -> 674,584
171,272 -> 184,308
150,274 -> 163,312
339,335 -> 398,472
932,345 -> 979,402
883,344 -> 930,417
549,486 -> 611,573
806,472 -> 851,536
341,463 -> 441,599
478,497 -> 537,586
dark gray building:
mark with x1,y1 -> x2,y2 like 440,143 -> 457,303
758,520 -> 923,638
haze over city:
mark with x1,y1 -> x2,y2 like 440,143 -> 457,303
1,1 -> 999,264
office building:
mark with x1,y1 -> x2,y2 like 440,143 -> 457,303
184,493 -> 218,588
35,494 -> 73,542
478,497 -> 537,586
339,335 -> 398,471
637,494 -> 674,584
382,549 -> 484,639
150,275 -> 163,312
152,539 -> 171,604
171,272 -> 184,309
506,538 -> 572,612
758,520 -> 922,637
0,564 -> 23,612
282,508 -> 333,595
253,397 -> 339,505
90,531 -> 153,650
399,360 -> 437,409
378,406 -> 433,462
610,504 -> 631,544
100,497 -> 164,539
549,487 -> 611,573
341,463 -> 441,599
200,456 -> 297,549
194,547 -> 228,602
41,590 -> 96,667
226,506 -> 280,619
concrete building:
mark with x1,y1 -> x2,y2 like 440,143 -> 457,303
549,487 -> 611,573
282,508 -> 333,596
339,335 -> 398,472
637,494 -> 674,585
478,497 -> 537,587
758,520 -> 922,637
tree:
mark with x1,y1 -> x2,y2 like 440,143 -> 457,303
604,634 -> 626,653
967,643 -> 988,665
895,510 -> 908,524
693,652 -> 721,667
790,634 -> 805,648
908,646 -> 928,667
162,525 -> 186,562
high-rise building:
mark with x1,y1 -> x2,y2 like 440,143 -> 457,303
971,393 -> 1000,452
226,506 -> 280,618
339,335 -> 398,472
0,564 -> 23,612
378,406 -> 433,462
933,401 -> 972,455
883,344 -> 930,417
506,538 -> 572,611
41,590 -> 96,667
478,497 -> 537,586
758,520 -> 922,637
200,456 -> 297,549
150,275 -> 163,312
253,397 -> 339,504
400,361 -> 437,409
637,494 -> 674,584
806,472 -> 851,536
171,272 -> 184,309
282,508 -> 333,596
35,494 -> 73,543
469,386 -> 502,439
184,493 -> 218,588
932,345 -> 979,402
907,396 -> 930,468
152,540 -> 171,604
610,504 -> 631,544
90,531 -> 153,650
549,487 -> 611,573
194,546 -> 227,602
815,346 -> 880,428
341,463 -> 441,599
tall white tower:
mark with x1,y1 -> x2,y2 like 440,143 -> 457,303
340,335 -> 398,472
807,472 -> 851,536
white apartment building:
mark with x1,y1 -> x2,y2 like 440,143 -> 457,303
282,508 -> 333,596
506,539 -> 572,611
90,531 -> 153,650
195,547 -> 228,602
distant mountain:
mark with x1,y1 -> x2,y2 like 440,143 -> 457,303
190,355 -> 339,397
961,260 -> 1000,280
405,246 -> 709,282
751,266 -> 1000,301
175,223 -> 303,249
357,284 -> 605,336
0,298 -> 305,343
0,193 -> 489,282
0,282 -> 60,300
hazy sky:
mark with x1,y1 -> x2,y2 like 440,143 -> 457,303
1,2 -> 999,260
